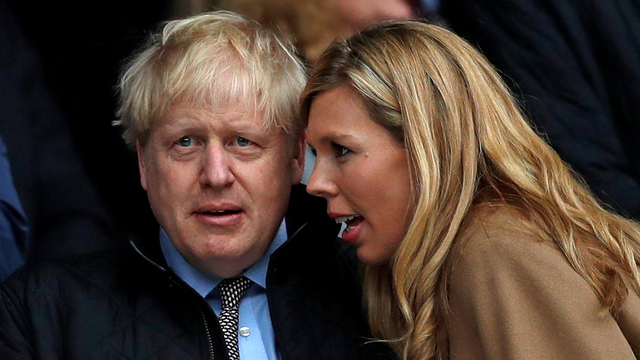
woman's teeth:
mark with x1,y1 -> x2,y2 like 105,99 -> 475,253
345,224 -> 357,232
335,215 -> 358,224
336,215 -> 363,233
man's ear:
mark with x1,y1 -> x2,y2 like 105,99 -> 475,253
136,141 -> 148,191
291,133 -> 306,185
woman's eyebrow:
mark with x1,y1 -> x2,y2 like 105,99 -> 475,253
317,133 -> 357,144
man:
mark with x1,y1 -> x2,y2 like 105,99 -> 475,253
0,11 -> 395,360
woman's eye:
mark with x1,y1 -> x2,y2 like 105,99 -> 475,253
177,136 -> 194,147
333,144 -> 351,157
234,137 -> 254,147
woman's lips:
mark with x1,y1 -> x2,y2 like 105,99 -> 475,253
341,216 -> 364,244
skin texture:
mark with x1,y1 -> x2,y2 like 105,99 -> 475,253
137,98 -> 305,278
306,85 -> 413,265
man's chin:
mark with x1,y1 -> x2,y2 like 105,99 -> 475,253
187,246 -> 265,277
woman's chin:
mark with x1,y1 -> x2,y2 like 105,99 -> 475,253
356,246 -> 393,266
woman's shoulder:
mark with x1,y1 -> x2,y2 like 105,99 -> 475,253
453,204 -> 549,265
445,204 -> 640,359
446,203 -> 577,295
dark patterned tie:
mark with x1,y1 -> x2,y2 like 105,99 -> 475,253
217,276 -> 252,360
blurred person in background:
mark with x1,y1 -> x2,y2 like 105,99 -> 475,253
5,0 -> 168,243
0,134 -> 28,281
0,0 -> 118,280
176,0 -> 418,64
441,0 -> 640,221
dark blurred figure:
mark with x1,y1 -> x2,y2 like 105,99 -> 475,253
0,0 -> 119,271
415,0 -> 440,18
4,0 -> 170,240
0,135 -> 28,281
442,0 -> 640,220
186,0 -> 417,64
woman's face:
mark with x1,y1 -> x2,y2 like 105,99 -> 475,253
306,85 -> 414,265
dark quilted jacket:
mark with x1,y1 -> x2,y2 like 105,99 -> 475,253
0,186 -> 397,360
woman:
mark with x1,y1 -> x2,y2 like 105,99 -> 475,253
301,20 -> 640,359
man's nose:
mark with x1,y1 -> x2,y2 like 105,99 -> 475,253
200,144 -> 235,188
306,160 -> 338,198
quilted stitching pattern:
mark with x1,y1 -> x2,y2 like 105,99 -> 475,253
1,249 -> 210,360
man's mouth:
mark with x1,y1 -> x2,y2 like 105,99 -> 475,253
200,210 -> 242,216
194,205 -> 244,226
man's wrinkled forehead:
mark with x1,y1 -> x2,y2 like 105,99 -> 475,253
168,94 -> 277,133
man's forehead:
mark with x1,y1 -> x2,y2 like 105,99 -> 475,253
156,101 -> 278,134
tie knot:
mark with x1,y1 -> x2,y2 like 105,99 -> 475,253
217,276 -> 252,308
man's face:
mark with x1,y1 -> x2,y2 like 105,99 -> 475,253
137,98 -> 305,278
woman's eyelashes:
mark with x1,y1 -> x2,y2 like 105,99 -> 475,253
332,143 -> 351,157
306,142 -> 352,158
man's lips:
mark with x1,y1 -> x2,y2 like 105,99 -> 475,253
193,204 -> 244,226
197,209 -> 242,215
195,202 -> 242,213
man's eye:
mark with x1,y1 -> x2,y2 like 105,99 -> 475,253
234,137 -> 254,147
178,136 -> 194,147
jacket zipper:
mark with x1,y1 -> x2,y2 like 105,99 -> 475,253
169,276 -> 215,360
198,304 -> 215,360
130,239 -> 216,359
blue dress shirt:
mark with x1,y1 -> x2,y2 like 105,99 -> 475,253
160,222 -> 287,360
0,136 -> 29,281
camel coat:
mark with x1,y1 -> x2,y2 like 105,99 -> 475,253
445,206 -> 640,359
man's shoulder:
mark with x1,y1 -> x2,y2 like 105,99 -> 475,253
280,184 -> 347,261
1,246 -> 142,302
0,244 -> 212,360
285,184 -> 334,230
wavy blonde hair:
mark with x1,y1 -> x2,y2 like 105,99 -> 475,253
300,20 -> 640,360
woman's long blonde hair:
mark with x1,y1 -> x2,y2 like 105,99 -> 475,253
300,20 -> 640,360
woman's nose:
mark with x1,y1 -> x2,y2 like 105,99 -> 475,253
306,160 -> 338,198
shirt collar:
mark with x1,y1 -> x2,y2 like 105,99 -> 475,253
160,220 -> 288,298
